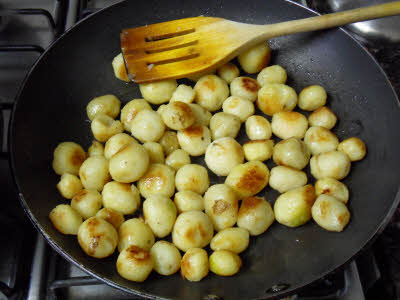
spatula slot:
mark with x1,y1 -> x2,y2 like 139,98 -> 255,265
145,40 -> 198,54
145,28 -> 195,42
147,53 -> 199,66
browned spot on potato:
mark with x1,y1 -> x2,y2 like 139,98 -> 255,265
126,109 -> 138,123
212,200 -> 231,215
281,111 -> 303,122
241,77 -> 260,93
309,130 -> 332,143
257,90 -> 282,116
126,245 -> 151,262
118,182 -> 131,192
87,217 -> 100,231
238,196 -> 262,217
202,78 -> 216,91
319,200 -> 330,219
181,253 -> 193,279
302,185 -> 316,207
87,235 -> 101,255
337,212 -> 349,225
100,209 -> 122,227
244,140 -> 266,145
71,149 -> 86,167
73,190 -> 88,202
236,166 -> 266,193
49,210 -> 65,232
322,188 -> 331,194
184,223 -> 207,242
183,125 -> 203,137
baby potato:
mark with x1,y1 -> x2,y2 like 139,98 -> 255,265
298,85 -> 327,111
245,115 -> 272,140
112,53 -> 129,82
79,156 -> 110,191
109,142 -> 149,183
150,241 -> 182,276
116,245 -> 154,282
315,178 -> 349,204
78,216 -> 118,258
177,125 -> 211,156
71,189 -> 102,219
57,173 -> 83,199
238,42 -> 271,73
210,227 -> 249,253
222,96 -> 255,122
257,84 -> 298,116
188,103 -> 212,126
243,139 -> 274,162
269,166 -> 308,193
205,137 -> 244,176
102,181 -> 140,215
143,195 -> 177,238
88,141 -> 104,157
274,185 -> 316,227
53,142 -> 86,176
118,218 -> 155,252
210,112 -> 241,140
96,208 -> 125,229
165,149 -> 191,171
308,106 -> 337,130
130,110 -> 165,143
174,190 -> 204,213
161,101 -> 195,130
159,131 -> 180,155
271,111 -> 308,139
143,142 -> 164,164
209,250 -> 242,276
138,164 -> 175,199
91,114 -> 124,142
170,84 -> 195,103
225,161 -> 269,199
217,63 -> 240,84
257,65 -> 287,86
337,137 -> 367,161
86,94 -> 121,120
139,79 -> 177,104
237,196 -> 274,235
175,164 -> 209,195
49,204 -> 83,235
120,99 -> 152,132
312,195 -> 351,232
181,248 -> 209,282
230,77 -> 260,102
304,126 -> 339,155
273,137 -> 310,170
172,211 -> 214,251
104,133 -> 137,160
310,151 -> 351,180
194,75 -> 229,111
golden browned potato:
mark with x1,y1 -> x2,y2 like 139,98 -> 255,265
96,208 -> 125,229
315,178 -> 349,204
160,101 -> 195,130
238,42 -> 271,73
194,75 -> 229,111
337,137 -> 367,161
312,195 -> 350,232
79,156 -> 110,191
257,65 -> 287,86
118,218 -> 155,252
273,137 -> 310,170
116,245 -> 154,282
308,106 -> 337,130
237,196 -> 274,235
88,141 -> 104,157
257,83 -> 298,116
165,149 -> 191,171
159,131 -> 180,155
175,164 -> 209,195
298,85 -> 327,111
143,142 -> 165,164
310,151 -> 351,180
230,77 -> 260,102
170,84 -> 196,103
243,140 -> 274,162
86,94 -> 121,120
104,133 -> 137,160
174,190 -> 204,213
177,125 -> 211,156
269,166 -> 308,193
120,99 -> 152,132
57,173 -> 83,199
188,103 -> 212,126
112,53 -> 129,82
53,142 -> 86,176
102,181 -> 140,215
271,111 -> 308,139
181,248 -> 209,281
130,110 -> 165,143
304,126 -> 339,155
209,250 -> 242,276
245,115 -> 272,140
143,195 -> 177,238
91,114 -> 123,142
210,227 -> 249,253
217,63 -> 240,84
139,79 -> 177,104
49,204 -> 83,235
71,189 -> 102,219
222,96 -> 255,122
150,241 -> 182,276
138,164 -> 175,199
210,112 -> 241,140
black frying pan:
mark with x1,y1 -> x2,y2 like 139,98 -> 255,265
9,0 -> 400,299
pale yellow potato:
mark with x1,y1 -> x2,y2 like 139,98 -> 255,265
205,137 -> 244,176
165,149 -> 191,171
315,178 -> 349,204
49,204 -> 83,235
143,142 -> 165,164
143,195 -> 177,238
310,151 -> 351,180
188,103 -> 212,126
269,166 -> 308,193
210,112 -> 241,140
194,75 -> 229,111
91,114 -> 123,142
337,137 -> 367,161
161,101 -> 195,130
150,241 -> 182,276
86,94 -> 121,120
88,141 -> 104,156
237,196 -> 274,235
104,133 -> 137,160
138,164 -> 175,199
175,164 -> 209,195
230,77 -> 260,102
243,139 -> 274,162
174,190 -> 204,213
130,110 -> 165,143
274,185 -> 316,227
159,131 -> 180,155
238,42 -> 271,73
112,53 -> 129,82
96,208 -> 125,229
78,216 -> 118,258
257,65 -> 287,86
273,137 -> 310,170
210,227 -> 249,253
102,181 -> 140,215
71,189 -> 102,219
217,63 -> 240,83
116,245 -> 154,282
222,96 -> 255,122
225,161 -> 269,199
139,79 -> 177,104
257,83 -> 298,116
271,111 -> 308,139
304,126 -> 339,155
308,106 -> 337,130
181,248 -> 209,281
57,173 -> 83,199
177,125 -> 211,156
120,99 -> 152,132
170,84 -> 195,103
53,142 -> 87,176
298,85 -> 327,111
118,218 -> 155,252
209,250 -> 242,276
79,156 -> 110,191
312,195 -> 350,232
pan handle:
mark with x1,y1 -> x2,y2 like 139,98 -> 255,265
0,102 -> 13,159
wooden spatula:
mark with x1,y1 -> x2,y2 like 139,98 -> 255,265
121,1 -> 400,83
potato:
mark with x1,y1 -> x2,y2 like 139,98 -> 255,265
175,164 -> 209,195
116,245 -> 154,282
49,204 -> 83,235
257,65 -> 287,86
86,94 -> 121,120
310,151 -> 351,180
187,70 -> 215,82
194,75 -> 229,111
237,196 -> 274,235
104,133 -> 137,160
308,106 -> 337,130
165,149 -> 191,171
188,103 -> 212,126
273,137 -> 310,170
120,99 -> 152,132
79,156 -> 110,191
102,181 -> 140,215
210,227 -> 249,253
77,216 -> 118,258
118,218 -> 155,252
170,84 -> 195,103
269,166 -> 308,193
109,142 -> 149,183
71,189 -> 102,219
91,114 -> 123,142
174,190 -> 204,213
304,126 -> 339,155
210,112 -> 241,140
130,110 -> 165,143
315,178 -> 349,204
257,84 -> 298,116
225,161 -> 269,199
204,184 -> 239,231
205,137 -> 244,176
150,241 -> 182,276
53,142 -> 86,176
243,139 -> 274,162
181,248 -> 209,281
274,185 -> 316,227
57,173 -> 83,199
217,63 -> 240,84
312,195 -> 350,232
96,208 -> 125,229
172,211 -> 214,251
138,164 -> 175,199
112,53 -> 129,82
209,250 -> 242,276
337,137 -> 367,161
177,125 -> 211,156
159,131 -> 180,155
139,79 -> 177,104
88,141 -> 104,156
161,101 -> 195,130
245,115 -> 272,140
230,77 -> 260,102
238,42 -> 271,73
271,111 -> 308,139
222,96 -> 255,122
299,84 -> 327,111
143,195 -> 177,238
143,142 -> 164,164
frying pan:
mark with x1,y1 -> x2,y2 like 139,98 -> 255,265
8,0 -> 400,299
